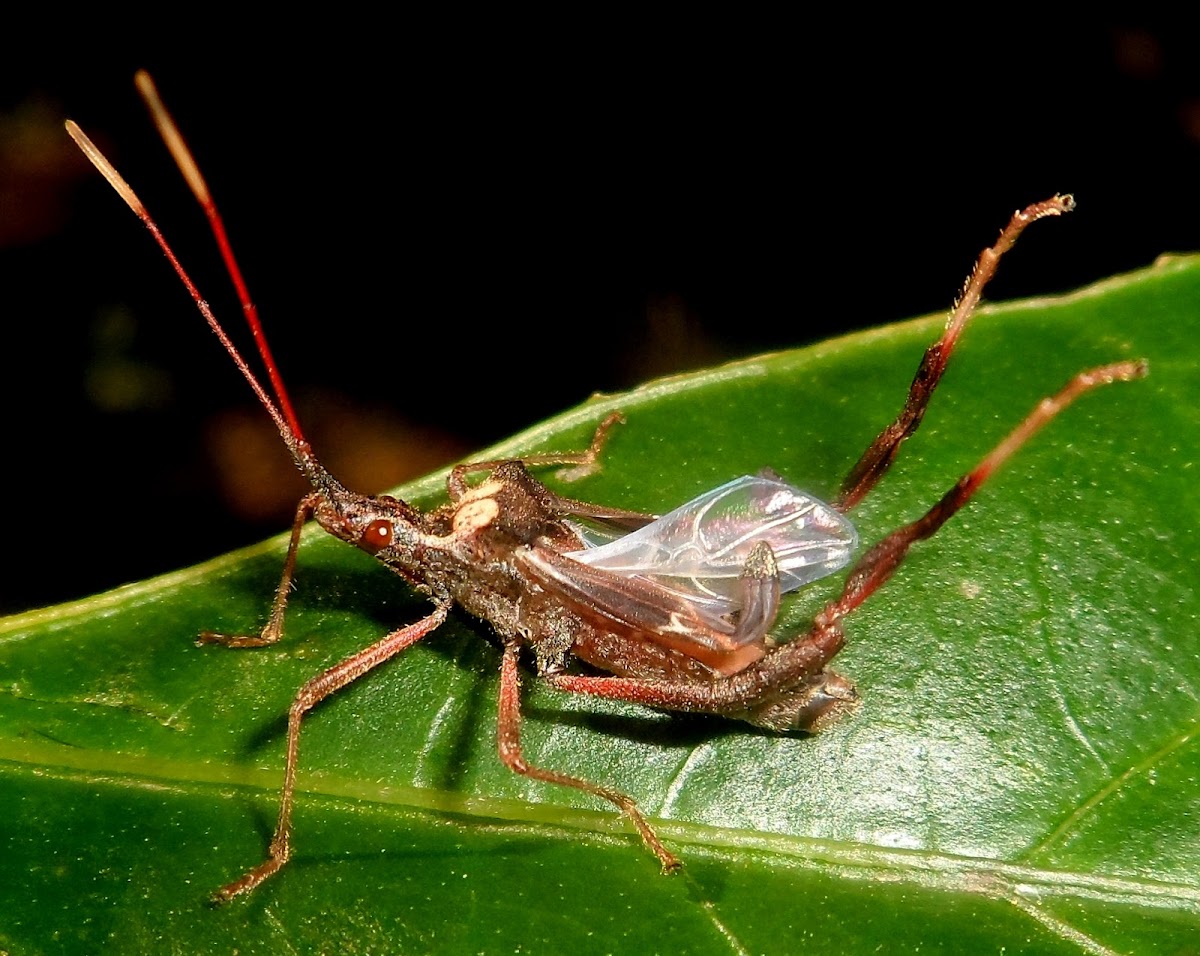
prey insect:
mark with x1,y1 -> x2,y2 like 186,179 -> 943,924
68,73 -> 1148,903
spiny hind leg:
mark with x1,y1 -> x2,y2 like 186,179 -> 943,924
837,195 -> 1075,512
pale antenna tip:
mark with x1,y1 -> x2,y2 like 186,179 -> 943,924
135,68 -> 211,204
134,70 -> 160,108
65,119 -> 147,217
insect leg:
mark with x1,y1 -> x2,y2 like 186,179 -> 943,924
213,604 -> 450,903
837,195 -> 1075,512
824,359 -> 1148,626
198,492 -> 323,648
496,639 -> 681,872
448,411 -> 626,499
543,624 -> 845,721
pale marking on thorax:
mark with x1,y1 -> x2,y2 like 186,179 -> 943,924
459,478 -> 506,504
453,497 -> 501,535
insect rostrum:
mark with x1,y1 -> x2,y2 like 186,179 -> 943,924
66,72 -> 1148,903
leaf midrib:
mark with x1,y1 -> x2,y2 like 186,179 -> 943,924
4,733 -> 1198,916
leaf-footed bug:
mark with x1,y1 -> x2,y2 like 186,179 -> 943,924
66,72 -> 1148,903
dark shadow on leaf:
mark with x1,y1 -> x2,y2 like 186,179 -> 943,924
423,636 -> 495,792
521,700 -> 796,747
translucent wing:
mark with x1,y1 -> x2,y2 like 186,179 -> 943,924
565,475 -> 857,615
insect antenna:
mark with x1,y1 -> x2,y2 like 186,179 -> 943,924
65,87 -> 329,490
130,71 -> 305,445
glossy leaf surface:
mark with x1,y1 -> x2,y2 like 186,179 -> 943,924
2,258 -> 1198,954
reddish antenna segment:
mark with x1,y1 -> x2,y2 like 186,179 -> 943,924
64,118 -> 303,452
131,70 -> 305,443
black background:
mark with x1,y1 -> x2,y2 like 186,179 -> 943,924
3,21 -> 1198,613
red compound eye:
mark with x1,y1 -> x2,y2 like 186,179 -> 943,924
360,518 -> 394,554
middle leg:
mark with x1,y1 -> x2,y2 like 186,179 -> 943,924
496,639 -> 680,871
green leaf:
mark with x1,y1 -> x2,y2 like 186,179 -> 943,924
3,257 -> 1198,954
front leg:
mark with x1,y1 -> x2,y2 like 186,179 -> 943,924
198,492 -> 322,648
